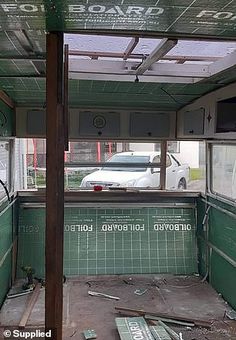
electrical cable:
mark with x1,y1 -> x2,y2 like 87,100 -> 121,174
0,110 -> 7,127
160,87 -> 186,105
0,179 -> 10,202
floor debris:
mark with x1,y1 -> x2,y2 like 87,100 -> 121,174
88,290 -> 120,300
7,288 -> 34,299
158,320 -> 182,340
19,283 -> 41,329
149,325 -> 172,340
82,329 -> 97,339
1,275 -> 235,339
115,317 -> 185,340
145,314 -> 194,327
226,309 -> 236,320
134,289 -> 148,296
69,329 -> 77,337
115,306 -> 212,328
123,278 -> 134,285
116,317 -> 154,340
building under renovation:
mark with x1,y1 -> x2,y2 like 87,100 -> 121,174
0,1 -> 236,340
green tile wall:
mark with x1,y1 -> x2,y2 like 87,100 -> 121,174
196,198 -> 207,277
211,251 -> 236,309
0,252 -> 12,307
197,196 -> 236,309
0,207 -> 12,259
209,208 -> 236,262
0,204 -> 13,306
17,206 -> 197,277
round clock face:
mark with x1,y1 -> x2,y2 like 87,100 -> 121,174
93,115 -> 106,129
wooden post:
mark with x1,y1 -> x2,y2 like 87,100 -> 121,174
160,141 -> 167,190
64,44 -> 69,152
45,32 -> 64,340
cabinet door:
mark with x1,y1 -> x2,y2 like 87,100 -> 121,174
183,108 -> 205,135
27,110 -> 46,135
79,111 -> 120,137
130,112 -> 170,138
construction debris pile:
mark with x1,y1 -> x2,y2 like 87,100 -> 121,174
114,306 -> 212,340
1,274 -> 235,339
83,275 -> 236,340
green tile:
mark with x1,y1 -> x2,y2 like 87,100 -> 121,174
0,204 -> 15,306
17,206 -> 197,277
0,252 -> 12,307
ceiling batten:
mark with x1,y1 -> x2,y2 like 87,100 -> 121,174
135,39 -> 177,75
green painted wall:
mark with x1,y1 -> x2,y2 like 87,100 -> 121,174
17,205 -> 197,277
197,197 -> 236,309
211,251 -> 236,309
0,253 -> 12,307
196,198 -> 207,277
0,202 -> 15,306
0,99 -> 14,137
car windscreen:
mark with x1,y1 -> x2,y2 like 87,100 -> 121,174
102,155 -> 150,172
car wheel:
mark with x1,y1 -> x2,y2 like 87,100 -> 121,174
178,178 -> 187,190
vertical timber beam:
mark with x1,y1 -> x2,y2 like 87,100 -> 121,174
160,141 -> 167,190
46,32 -> 64,340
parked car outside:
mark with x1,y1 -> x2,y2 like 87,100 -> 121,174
80,151 -> 189,190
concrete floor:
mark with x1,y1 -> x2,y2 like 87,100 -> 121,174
0,275 -> 236,339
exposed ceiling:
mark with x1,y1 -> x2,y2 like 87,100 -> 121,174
0,1 -> 236,110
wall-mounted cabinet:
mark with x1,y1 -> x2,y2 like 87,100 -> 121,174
177,107 -> 209,139
16,108 -> 45,138
27,110 -> 46,136
78,111 -> 120,137
71,109 -> 176,140
13,82 -> 236,141
183,108 -> 205,136
215,98 -> 236,134
130,112 -> 171,138
177,83 -> 236,140
17,107 -> 176,141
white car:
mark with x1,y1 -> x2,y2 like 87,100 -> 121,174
80,151 -> 189,190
